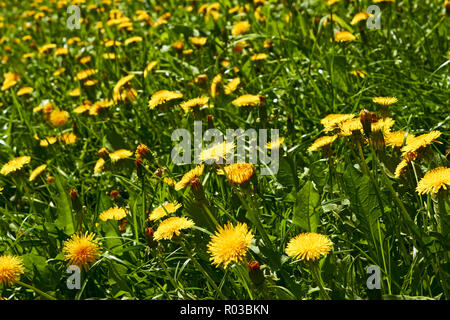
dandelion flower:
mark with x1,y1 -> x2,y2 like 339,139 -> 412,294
334,31 -> 356,42
373,97 -> 398,107
232,94 -> 263,107
113,74 -> 134,94
350,70 -> 366,78
144,61 -> 158,78
49,109 -> 70,126
218,163 -> 254,184
199,141 -> 235,163
266,137 -> 285,150
1,156 -> 31,175
63,232 -> 102,268
99,207 -> 128,221
416,167 -> 450,195
40,136 -> 58,147
75,69 -> 97,81
384,131 -> 415,148
148,90 -> 183,109
180,96 -> 209,113
175,165 -> 205,191
94,158 -> 106,173
286,232 -> 332,262
351,12 -> 371,25
1,72 -> 20,91
371,117 -> 395,133
0,255 -> 24,286
394,159 -> 409,178
231,21 -> 251,36
29,164 -> 47,182
251,53 -> 268,61
308,135 -> 338,152
320,114 -> 355,132
17,86 -> 33,96
339,118 -> 363,136
401,131 -> 442,155
61,132 -> 78,145
207,222 -> 254,268
109,149 -> 133,162
153,217 -> 195,241
211,74 -> 222,98
190,37 -> 208,47
223,77 -> 241,94
149,202 -> 182,221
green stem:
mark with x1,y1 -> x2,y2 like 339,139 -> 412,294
179,240 -> 228,300
308,262 -> 330,300
153,249 -> 182,297
16,280 -> 57,300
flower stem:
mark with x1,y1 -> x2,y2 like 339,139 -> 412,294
308,262 -> 330,300
16,280 -> 57,300
179,240 -> 228,300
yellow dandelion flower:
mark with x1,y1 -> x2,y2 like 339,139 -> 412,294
124,36 -> 142,45
99,207 -> 128,221
54,47 -> 69,56
371,117 -> 395,133
250,53 -> 268,61
109,149 -> 133,162
211,74 -> 222,98
63,232 -> 102,268
180,96 -> 209,113
207,222 -> 254,268
53,68 -> 66,77
68,88 -> 81,96
373,97 -> 398,107
351,12 -> 371,25
416,167 -> 450,195
339,118 -> 363,136
60,132 -> 78,145
231,20 -> 251,36
321,114 -> 355,132
75,69 -> 98,81
1,156 -> 31,175
190,36 -> 208,47
17,86 -> 33,96
38,43 -> 57,54
199,141 -> 235,163
153,217 -> 195,241
102,53 -> 119,60
286,232 -> 332,262
218,163 -> 254,184
373,0 -> 395,3
149,202 -> 182,221
232,94 -> 262,107
224,77 -> 240,95
49,109 -> 70,126
1,72 -> 20,91
175,165 -> 205,191
308,135 -> 338,152
384,131 -> 415,147
401,131 -> 442,155
144,61 -> 158,78
163,177 -> 176,187
0,255 -> 24,286
39,136 -> 58,147
29,164 -> 47,182
266,137 -> 285,150
394,159 -> 409,178
94,158 -> 106,173
113,74 -> 134,94
148,90 -> 183,109
334,31 -> 356,42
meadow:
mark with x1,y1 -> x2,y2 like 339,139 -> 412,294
0,0 -> 449,300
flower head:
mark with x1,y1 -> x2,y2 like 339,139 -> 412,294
175,165 -> 205,191
29,164 -> 47,182
99,207 -> 128,221
180,97 -> 209,113
149,202 -> 182,221
0,255 -> 24,286
416,167 -> 450,195
373,97 -> 398,107
1,72 -> 20,91
224,77 -> 241,95
339,118 -> 363,136
334,31 -> 356,42
148,90 -> 183,109
401,131 -> 442,155
109,149 -> 133,162
153,217 -> 195,241
63,232 -> 102,268
231,21 -> 251,36
307,135 -> 338,152
232,94 -> 263,107
371,117 -> 395,133
351,12 -> 371,25
207,222 -> 254,268
384,131 -> 415,148
1,156 -> 31,175
199,141 -> 235,163
320,114 -> 355,132
218,163 -> 254,184
286,232 -> 332,262
49,109 -> 70,126
266,137 -> 285,150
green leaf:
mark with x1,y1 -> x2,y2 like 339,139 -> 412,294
54,175 -> 75,234
292,180 -> 320,232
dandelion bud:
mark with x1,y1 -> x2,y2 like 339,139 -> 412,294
110,190 -> 121,199
135,143 -> 150,159
70,188 -> 78,200
248,260 -> 265,286
70,188 -> 82,212
144,227 -> 157,248
359,109 -> 372,137
45,176 -> 55,183
98,147 -> 109,158
207,114 -> 214,128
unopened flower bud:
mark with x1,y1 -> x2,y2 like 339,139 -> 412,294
248,260 -> 265,286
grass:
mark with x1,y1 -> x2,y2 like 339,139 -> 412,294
0,0 -> 448,300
